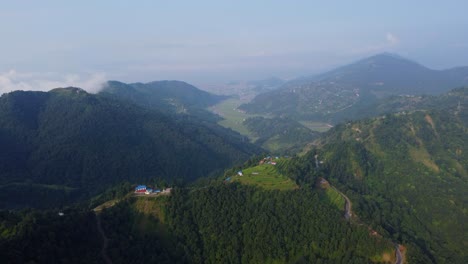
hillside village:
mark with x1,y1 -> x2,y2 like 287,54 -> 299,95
134,185 -> 172,196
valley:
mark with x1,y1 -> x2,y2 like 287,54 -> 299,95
210,97 -> 260,139
0,57 -> 466,264
2,2 -> 468,263
210,93 -> 326,152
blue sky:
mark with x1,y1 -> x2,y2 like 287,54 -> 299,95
1,0 -> 468,92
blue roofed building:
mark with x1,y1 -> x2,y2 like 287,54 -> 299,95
135,185 -> 147,193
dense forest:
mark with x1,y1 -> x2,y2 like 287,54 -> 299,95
0,208 -> 101,263
0,183 -> 396,264
0,88 -> 260,208
162,185 -> 394,263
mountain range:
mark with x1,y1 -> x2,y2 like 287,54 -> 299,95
0,56 -> 467,263
240,53 -> 468,122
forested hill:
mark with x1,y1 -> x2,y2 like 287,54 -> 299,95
0,184 -> 396,264
279,99 -> 467,262
1,88 -> 465,263
100,80 -> 227,121
240,53 -> 468,122
0,88 -> 260,208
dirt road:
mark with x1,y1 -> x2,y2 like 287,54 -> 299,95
330,185 -> 352,221
94,212 -> 112,264
395,244 -> 403,264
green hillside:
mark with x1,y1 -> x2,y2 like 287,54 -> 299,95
101,80 -> 227,122
0,184 -> 396,263
229,161 -> 298,190
4,88 -> 465,262
0,88 -> 260,208
329,86 -> 468,123
1,77 -> 466,263
243,116 -> 320,152
279,104 -> 468,263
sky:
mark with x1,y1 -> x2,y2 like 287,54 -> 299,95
1,0 -> 468,93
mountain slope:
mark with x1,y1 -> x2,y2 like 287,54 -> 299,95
243,116 -> 320,152
0,88 -> 260,208
101,80 -> 226,121
241,53 -> 468,122
279,91 -> 467,263
0,182 -> 396,264
329,86 -> 468,123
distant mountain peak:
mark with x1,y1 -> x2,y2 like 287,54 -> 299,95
106,80 -> 126,86
146,80 -> 188,85
375,52 -> 405,58
356,52 -> 421,66
241,53 -> 468,121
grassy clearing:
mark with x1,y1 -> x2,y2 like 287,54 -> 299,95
131,196 -> 170,236
210,98 -> 260,139
409,145 -> 440,172
299,121 -> 333,132
325,187 -> 345,210
231,162 -> 297,190
370,249 -> 395,263
133,196 -> 167,222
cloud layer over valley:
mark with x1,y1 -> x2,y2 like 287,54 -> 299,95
0,70 -> 107,95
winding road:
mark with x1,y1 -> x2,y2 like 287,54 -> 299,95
330,185 -> 352,221
93,201 -> 117,264
94,212 -> 113,264
328,182 -> 403,264
395,244 -> 403,264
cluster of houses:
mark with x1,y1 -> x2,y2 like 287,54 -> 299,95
259,156 -> 279,165
134,185 -> 172,195
224,171 -> 242,183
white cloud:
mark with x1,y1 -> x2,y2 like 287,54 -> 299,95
386,32 -> 399,46
351,33 -> 401,54
0,70 -> 107,95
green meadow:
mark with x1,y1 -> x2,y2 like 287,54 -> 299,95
299,121 -> 333,132
231,162 -> 297,190
324,186 -> 345,210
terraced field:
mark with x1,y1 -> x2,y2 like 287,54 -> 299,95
230,162 -> 297,190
